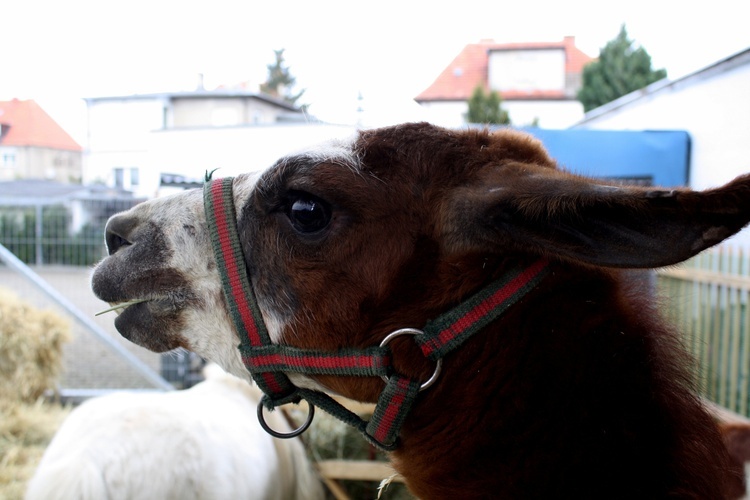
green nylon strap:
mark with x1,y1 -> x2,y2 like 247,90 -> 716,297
240,344 -> 391,376
298,388 -> 408,451
261,378 -> 420,451
260,387 -> 399,451
204,177 -> 296,400
270,376 -> 421,451
366,375 -> 421,448
418,259 -> 550,361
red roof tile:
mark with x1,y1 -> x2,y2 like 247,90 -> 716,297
0,99 -> 82,151
415,37 -> 594,102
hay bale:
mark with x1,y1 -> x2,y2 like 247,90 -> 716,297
0,287 -> 71,402
0,399 -> 70,499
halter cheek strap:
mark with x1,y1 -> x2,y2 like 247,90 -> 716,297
204,175 -> 297,401
204,177 -> 549,451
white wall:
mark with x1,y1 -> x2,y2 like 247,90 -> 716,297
85,98 -> 166,188
489,49 -> 566,92
504,100 -> 584,128
417,101 -> 468,128
147,123 -> 356,196
418,99 -> 584,129
87,99 -> 166,152
171,97 -> 282,127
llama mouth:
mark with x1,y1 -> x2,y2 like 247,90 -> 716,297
95,298 -> 151,317
112,297 -> 188,353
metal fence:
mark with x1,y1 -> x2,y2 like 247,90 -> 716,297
0,197 -> 133,266
0,195 -> 204,395
658,246 -> 750,417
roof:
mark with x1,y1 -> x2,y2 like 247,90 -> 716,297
84,88 -> 301,113
0,179 -> 139,205
415,36 -> 593,102
0,99 -> 82,151
0,179 -> 87,199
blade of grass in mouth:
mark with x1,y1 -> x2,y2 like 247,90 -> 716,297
95,298 -> 149,316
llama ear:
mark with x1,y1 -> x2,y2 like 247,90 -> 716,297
445,166 -> 750,268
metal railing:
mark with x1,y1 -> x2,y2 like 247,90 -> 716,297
658,246 -> 750,416
0,199 -> 130,267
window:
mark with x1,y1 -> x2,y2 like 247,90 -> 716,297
114,167 -> 124,188
488,49 -> 566,92
1,153 -> 15,168
130,168 -> 140,186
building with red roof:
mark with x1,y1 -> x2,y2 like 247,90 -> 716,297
415,36 -> 594,128
0,99 -> 83,183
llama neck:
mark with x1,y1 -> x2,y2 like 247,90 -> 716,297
389,268 -> 732,498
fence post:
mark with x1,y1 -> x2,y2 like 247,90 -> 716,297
35,203 -> 43,266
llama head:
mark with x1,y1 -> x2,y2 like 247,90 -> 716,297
91,122 -> 750,394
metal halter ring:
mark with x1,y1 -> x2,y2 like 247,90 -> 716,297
257,400 -> 315,439
379,328 -> 443,391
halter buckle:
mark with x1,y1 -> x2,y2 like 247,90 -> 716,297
379,328 -> 443,391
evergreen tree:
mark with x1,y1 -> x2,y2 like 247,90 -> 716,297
466,85 -> 510,125
260,49 -> 305,106
578,25 -> 667,112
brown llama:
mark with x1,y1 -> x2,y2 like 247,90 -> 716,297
92,122 -> 750,498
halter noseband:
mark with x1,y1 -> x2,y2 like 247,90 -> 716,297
204,177 -> 549,451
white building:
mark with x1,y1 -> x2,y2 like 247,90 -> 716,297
84,89 -> 354,198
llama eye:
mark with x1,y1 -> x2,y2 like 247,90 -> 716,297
287,192 -> 331,234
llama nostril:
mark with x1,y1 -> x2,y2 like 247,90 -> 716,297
104,215 -> 136,255
106,232 -> 130,255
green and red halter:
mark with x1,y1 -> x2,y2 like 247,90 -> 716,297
204,177 -> 549,451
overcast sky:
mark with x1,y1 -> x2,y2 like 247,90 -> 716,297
3,0 -> 749,143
